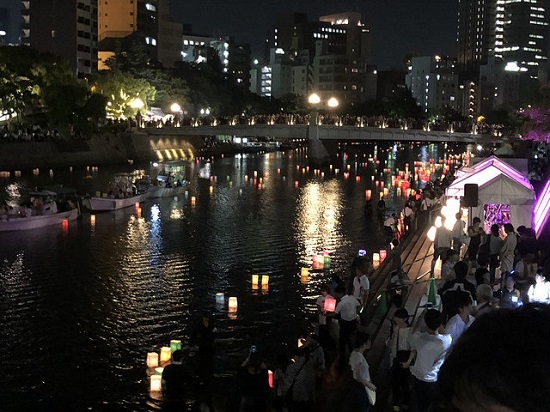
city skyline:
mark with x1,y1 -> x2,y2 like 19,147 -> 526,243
169,0 -> 458,69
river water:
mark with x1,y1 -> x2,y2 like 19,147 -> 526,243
0,142 -> 449,410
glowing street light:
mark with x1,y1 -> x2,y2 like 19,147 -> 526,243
131,98 -> 144,109
308,93 -> 321,105
170,103 -> 181,113
327,97 -> 339,108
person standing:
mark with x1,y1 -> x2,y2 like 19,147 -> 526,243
431,217 -> 452,276
190,312 -> 216,408
499,276 -> 522,309
344,332 -> 376,412
162,349 -> 189,409
284,347 -> 316,412
488,224 -> 503,282
351,257 -> 371,308
334,285 -> 360,367
451,212 -> 466,254
405,309 -> 452,412
403,202 -> 414,234
499,223 -> 517,278
527,271 -> 550,304
466,217 -> 483,264
387,308 -> 412,412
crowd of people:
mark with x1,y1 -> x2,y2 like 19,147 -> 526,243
0,123 -> 61,143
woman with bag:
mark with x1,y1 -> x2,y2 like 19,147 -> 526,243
344,332 -> 377,412
284,347 -> 316,412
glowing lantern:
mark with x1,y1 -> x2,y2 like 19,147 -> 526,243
300,268 -> 309,284
312,254 -> 324,270
209,186 -> 214,195
155,367 -> 164,375
261,275 -> 269,287
228,297 -> 238,311
135,202 -> 140,209
150,375 -> 162,392
372,253 -> 380,269
268,370 -> 274,388
380,250 -> 387,262
298,338 -> 304,348
252,274 -> 259,288
324,254 -> 331,269
90,214 -> 96,226
137,208 -> 142,218
324,297 -> 336,312
160,347 -> 171,363
365,190 -> 371,200
147,352 -> 159,368
295,181 -> 299,188
170,340 -> 182,353
215,292 -> 225,305
191,196 -> 196,206
62,219 -> 69,230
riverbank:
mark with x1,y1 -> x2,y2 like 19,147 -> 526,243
0,131 -> 200,170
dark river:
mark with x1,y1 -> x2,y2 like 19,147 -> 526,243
0,142 -> 449,411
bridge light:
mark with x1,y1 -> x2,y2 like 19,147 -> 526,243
328,97 -> 339,108
308,93 -> 321,104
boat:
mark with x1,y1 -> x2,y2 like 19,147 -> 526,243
83,172 -> 149,212
148,161 -> 189,198
0,189 -> 80,232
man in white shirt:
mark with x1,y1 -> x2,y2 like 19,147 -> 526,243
351,257 -> 371,307
406,309 -> 452,412
445,294 -> 475,345
334,285 -> 360,367
451,212 -> 466,253
384,213 -> 398,241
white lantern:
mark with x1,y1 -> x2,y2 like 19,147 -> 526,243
261,275 -> 269,286
160,347 -> 171,363
215,292 -> 225,305
150,375 -> 162,392
251,274 -> 259,287
146,352 -> 159,368
228,297 -> 238,311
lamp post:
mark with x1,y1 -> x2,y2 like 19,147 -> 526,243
307,93 -> 338,166
170,103 -> 181,127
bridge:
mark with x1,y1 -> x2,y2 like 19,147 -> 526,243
144,122 -> 490,166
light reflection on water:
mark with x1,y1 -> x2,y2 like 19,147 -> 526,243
0,143 -> 451,409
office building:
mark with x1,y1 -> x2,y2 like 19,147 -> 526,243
0,0 -> 21,45
21,0 -> 98,79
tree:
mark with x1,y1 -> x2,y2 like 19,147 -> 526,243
94,71 -> 155,119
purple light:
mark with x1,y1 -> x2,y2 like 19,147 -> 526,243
534,178 -> 550,237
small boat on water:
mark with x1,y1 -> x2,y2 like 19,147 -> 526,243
0,189 -> 80,232
148,161 -> 189,198
83,172 -> 149,212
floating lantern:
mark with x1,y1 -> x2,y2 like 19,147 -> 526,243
300,268 -> 309,284
312,254 -> 324,270
228,297 -> 238,311
135,202 -> 140,209
380,249 -> 387,262
252,274 -> 259,288
154,367 -> 164,376
191,196 -> 196,206
90,214 -> 96,227
323,252 -> 331,269
160,347 -> 171,363
373,253 -> 380,269
147,352 -> 159,368
261,275 -> 269,287
62,219 -> 69,230
268,370 -> 274,388
244,175 -> 249,182
356,176 -> 360,182
365,190 -> 372,200
137,207 -> 142,218
150,375 -> 162,392
295,181 -> 299,188
253,171 -> 258,177
170,340 -> 182,353
324,297 -> 337,312
209,186 -> 214,195
215,292 -> 225,305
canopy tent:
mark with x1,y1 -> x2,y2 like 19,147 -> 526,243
446,156 -> 535,230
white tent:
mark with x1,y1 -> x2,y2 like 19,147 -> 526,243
446,156 -> 535,229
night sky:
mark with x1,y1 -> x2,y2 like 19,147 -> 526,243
169,0 -> 458,70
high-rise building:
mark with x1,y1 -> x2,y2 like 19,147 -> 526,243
21,0 -> 98,79
0,0 -> 22,45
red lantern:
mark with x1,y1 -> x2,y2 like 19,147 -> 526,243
324,297 -> 336,312
268,370 -> 274,388
380,249 -> 387,262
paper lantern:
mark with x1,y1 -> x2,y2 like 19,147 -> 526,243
160,347 -> 171,363
170,340 -> 182,353
298,338 -> 304,348
252,274 -> 259,287
372,253 -> 380,269
136,207 -> 142,218
228,297 -> 238,311
324,297 -> 336,312
135,202 -> 140,209
62,219 -> 69,229
215,292 -> 225,305
191,196 -> 196,206
312,254 -> 324,270
150,375 -> 162,392
90,214 -> 96,225
261,275 -> 269,286
155,367 -> 164,375
323,253 -> 331,269
268,370 -> 274,388
380,250 -> 387,262
301,267 -> 309,278
147,352 -> 159,368
365,189 -> 372,200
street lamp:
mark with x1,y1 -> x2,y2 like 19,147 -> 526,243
131,98 -> 144,110
327,97 -> 339,108
170,103 -> 181,113
308,93 -> 321,105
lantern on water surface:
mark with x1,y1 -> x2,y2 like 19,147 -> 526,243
216,292 -> 225,305
155,367 -> 164,376
380,250 -> 387,262
150,375 -> 162,392
147,352 -> 159,368
160,347 -> 171,363
137,207 -> 142,218
300,268 -> 309,284
170,340 -> 182,353
372,253 -> 380,269
324,297 -> 336,312
323,252 -> 331,269
268,370 -> 274,388
262,275 -> 269,287
135,202 -> 140,209
228,297 -> 238,311
252,274 -> 259,288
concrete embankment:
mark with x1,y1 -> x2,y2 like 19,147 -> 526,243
0,131 -> 201,170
